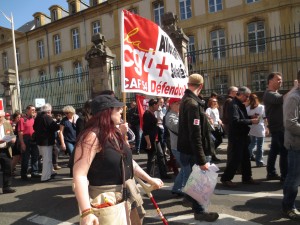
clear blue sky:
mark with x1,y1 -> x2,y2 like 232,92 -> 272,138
0,0 -> 69,29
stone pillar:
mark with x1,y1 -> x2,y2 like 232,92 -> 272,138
161,12 -> 189,68
0,69 -> 20,113
85,33 -> 116,98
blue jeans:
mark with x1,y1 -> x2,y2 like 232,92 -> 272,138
282,148 -> 300,211
171,149 -> 190,193
267,131 -> 288,179
21,137 -> 39,177
179,152 -> 206,213
132,125 -> 142,152
65,141 -> 75,155
248,136 -> 264,165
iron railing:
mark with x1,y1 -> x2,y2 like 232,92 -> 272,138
20,67 -> 91,111
185,24 -> 300,97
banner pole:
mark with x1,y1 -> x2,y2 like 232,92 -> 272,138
122,92 -> 126,123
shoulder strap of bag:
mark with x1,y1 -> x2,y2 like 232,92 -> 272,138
116,138 -> 131,225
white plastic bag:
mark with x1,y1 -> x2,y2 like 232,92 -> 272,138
183,164 -> 219,207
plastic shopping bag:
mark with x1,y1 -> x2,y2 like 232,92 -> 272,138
183,164 -> 219,207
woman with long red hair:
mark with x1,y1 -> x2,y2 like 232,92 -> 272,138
73,95 -> 163,225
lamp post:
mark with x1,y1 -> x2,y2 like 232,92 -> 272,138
1,11 -> 22,113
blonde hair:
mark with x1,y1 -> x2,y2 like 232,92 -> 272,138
62,105 -> 76,114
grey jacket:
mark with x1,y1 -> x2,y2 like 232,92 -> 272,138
165,110 -> 179,150
283,87 -> 300,150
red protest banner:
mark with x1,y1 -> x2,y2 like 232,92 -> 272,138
121,10 -> 188,98
0,98 -> 3,111
136,94 -> 149,129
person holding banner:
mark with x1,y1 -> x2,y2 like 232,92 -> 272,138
177,74 -> 219,222
142,99 -> 171,180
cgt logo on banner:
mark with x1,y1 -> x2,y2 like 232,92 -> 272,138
121,10 -> 188,98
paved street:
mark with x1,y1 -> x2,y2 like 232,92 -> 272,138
0,138 -> 298,225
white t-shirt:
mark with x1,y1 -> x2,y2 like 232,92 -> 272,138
246,104 -> 266,137
205,107 -> 220,126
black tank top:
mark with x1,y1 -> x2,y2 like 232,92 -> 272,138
87,140 -> 133,186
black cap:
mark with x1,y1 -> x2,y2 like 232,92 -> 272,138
148,99 -> 158,106
91,95 -> 124,115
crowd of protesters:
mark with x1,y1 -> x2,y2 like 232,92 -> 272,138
1,70 -> 300,222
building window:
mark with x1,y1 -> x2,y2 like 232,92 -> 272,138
74,62 -> 83,83
153,2 -> 164,26
37,40 -> 45,59
16,48 -> 20,65
214,75 -> 228,94
52,9 -> 58,21
2,52 -> 8,70
35,17 -> 40,27
209,0 -> 223,13
71,28 -> 80,49
90,0 -> 98,6
211,29 -> 226,59
248,21 -> 266,53
54,34 -> 61,54
251,71 -> 267,91
128,7 -> 138,14
40,70 -> 47,88
246,0 -> 259,3
187,36 -> 196,65
56,66 -> 64,86
179,0 -> 192,20
92,21 -> 101,34
70,2 -> 76,14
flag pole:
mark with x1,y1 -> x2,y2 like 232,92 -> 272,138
122,92 -> 126,123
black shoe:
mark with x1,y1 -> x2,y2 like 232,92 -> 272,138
266,173 -> 281,180
31,173 -> 41,178
194,212 -> 219,222
136,151 -> 140,155
257,163 -> 266,167
242,178 -> 260,185
171,191 -> 184,197
21,175 -> 29,181
221,180 -> 238,188
3,187 -> 16,194
211,155 -> 221,162
41,178 -> 52,182
51,173 -> 57,178
161,174 -> 172,180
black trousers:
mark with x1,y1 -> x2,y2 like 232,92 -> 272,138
0,151 -> 13,189
146,141 -> 167,177
221,135 -> 252,182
